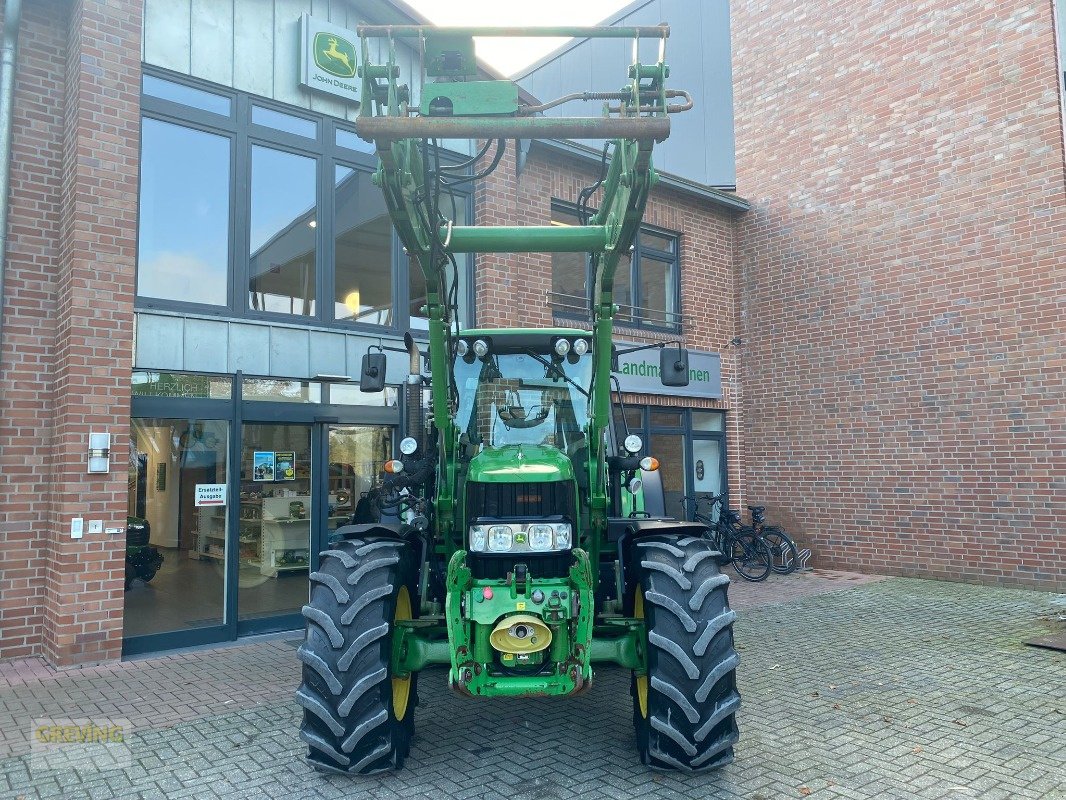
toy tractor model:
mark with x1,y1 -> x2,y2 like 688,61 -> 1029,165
296,24 -> 739,774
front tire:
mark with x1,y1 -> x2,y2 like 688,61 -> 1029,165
296,538 -> 418,775
629,535 -> 741,773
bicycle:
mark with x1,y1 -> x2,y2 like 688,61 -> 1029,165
682,494 -> 772,582
744,505 -> 800,575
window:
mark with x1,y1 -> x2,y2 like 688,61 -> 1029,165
334,167 -> 392,324
136,70 -> 473,333
137,119 -> 231,307
550,202 -> 680,331
248,147 -> 318,316
549,206 -> 588,315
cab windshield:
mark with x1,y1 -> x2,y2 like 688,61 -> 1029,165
454,352 -> 592,451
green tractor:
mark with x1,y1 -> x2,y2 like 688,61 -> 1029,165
296,23 -> 740,774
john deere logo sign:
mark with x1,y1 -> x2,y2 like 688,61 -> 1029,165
313,33 -> 356,78
299,14 -> 361,103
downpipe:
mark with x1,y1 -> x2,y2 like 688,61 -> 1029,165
0,0 -> 21,367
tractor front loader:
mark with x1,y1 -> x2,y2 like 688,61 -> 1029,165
295,23 -> 740,774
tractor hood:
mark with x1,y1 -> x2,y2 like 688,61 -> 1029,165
467,445 -> 575,483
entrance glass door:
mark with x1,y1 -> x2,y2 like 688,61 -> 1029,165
124,418 -> 229,641
323,425 -> 393,538
237,423 -> 313,628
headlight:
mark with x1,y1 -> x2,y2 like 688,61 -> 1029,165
624,434 -> 643,454
553,338 -> 571,357
399,436 -> 418,455
473,338 -> 489,358
455,339 -> 469,356
572,338 -> 589,355
488,525 -> 513,552
467,521 -> 573,552
528,524 -> 554,551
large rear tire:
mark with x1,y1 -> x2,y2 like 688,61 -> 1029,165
296,538 -> 418,775
629,535 -> 741,773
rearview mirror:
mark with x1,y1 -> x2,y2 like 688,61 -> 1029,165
360,351 -> 387,392
660,346 -> 690,387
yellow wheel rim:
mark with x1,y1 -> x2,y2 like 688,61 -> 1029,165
392,586 -> 412,722
634,584 -> 648,718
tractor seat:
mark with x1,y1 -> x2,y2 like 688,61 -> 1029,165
747,505 -> 765,514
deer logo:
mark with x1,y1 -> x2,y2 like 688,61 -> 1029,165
313,32 -> 357,78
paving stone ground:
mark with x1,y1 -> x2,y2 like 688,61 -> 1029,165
1,571 -> 1063,800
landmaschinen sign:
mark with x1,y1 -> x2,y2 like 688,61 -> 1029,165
613,342 -> 722,400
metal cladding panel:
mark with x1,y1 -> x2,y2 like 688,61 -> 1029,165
184,318 -> 229,373
143,0 -> 191,72
189,0 -> 234,86
269,326 -> 311,377
142,0 -> 474,153
135,312 -> 420,381
134,314 -> 183,370
344,334 -> 411,385
309,329 -> 348,377
232,0 -> 276,99
228,322 -> 270,375
517,0 -> 736,188
273,0 -> 311,107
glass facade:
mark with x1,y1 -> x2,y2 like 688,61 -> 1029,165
125,371 -> 400,651
136,71 -> 473,333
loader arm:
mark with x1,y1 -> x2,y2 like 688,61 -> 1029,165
354,24 -> 684,549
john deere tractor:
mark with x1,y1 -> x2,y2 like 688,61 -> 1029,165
296,23 -> 740,774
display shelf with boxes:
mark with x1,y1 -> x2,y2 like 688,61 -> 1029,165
193,504 -> 227,561
239,479 -> 312,577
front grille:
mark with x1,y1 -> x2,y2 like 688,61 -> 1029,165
465,481 -> 575,526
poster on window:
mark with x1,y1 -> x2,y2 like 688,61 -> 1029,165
275,451 -> 296,481
253,451 -> 276,481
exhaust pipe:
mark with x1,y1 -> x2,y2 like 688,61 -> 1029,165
403,332 -> 425,450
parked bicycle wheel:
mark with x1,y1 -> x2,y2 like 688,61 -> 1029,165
727,531 -> 772,581
762,527 -> 799,574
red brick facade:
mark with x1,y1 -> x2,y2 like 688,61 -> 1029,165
730,0 -> 1066,589
0,0 -> 140,665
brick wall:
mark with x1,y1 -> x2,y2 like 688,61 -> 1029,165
731,0 -> 1066,589
476,144 -> 747,504
0,0 -> 141,666
0,0 -> 66,662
